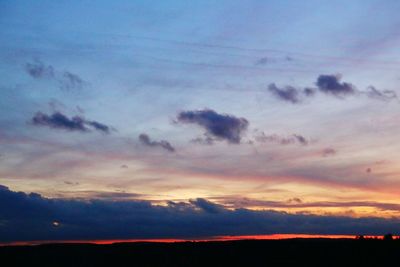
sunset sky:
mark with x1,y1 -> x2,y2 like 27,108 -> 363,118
1,0 -> 400,242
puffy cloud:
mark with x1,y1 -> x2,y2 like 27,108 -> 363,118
176,109 -> 249,144
0,185 -> 399,243
316,75 -> 356,96
32,111 -> 112,134
139,134 -> 175,152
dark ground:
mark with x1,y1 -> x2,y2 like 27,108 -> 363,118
1,238 -> 399,267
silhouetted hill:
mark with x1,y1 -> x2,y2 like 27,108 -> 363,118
1,238 -> 399,267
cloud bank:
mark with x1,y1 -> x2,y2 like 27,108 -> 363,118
0,185 -> 399,243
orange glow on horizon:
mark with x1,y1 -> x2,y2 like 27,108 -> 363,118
2,234 -> 394,247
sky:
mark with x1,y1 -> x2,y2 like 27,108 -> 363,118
1,0 -> 400,242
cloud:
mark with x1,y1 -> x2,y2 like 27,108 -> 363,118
191,135 -> 215,145
268,74 -> 396,103
25,60 -> 55,79
219,196 -> 400,212
255,57 -> 270,65
268,83 -> 301,104
316,74 -> 356,96
287,198 -> 302,204
365,86 -> 398,101
176,109 -> 249,144
85,121 -> 112,134
139,134 -> 175,152
0,185 -> 399,242
321,148 -> 337,157
25,60 -> 85,90
32,111 -> 112,134
59,71 -> 85,90
255,132 -> 309,145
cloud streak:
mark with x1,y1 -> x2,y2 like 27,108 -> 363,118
139,133 -> 175,152
255,132 -> 309,145
32,111 -> 112,134
25,60 -> 85,90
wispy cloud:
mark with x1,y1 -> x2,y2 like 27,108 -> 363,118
25,59 -> 85,90
138,133 -> 175,152
254,132 -> 309,145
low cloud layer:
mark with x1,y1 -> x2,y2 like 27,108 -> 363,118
0,185 -> 399,243
32,111 -> 111,134
139,133 -> 175,152
176,109 -> 249,144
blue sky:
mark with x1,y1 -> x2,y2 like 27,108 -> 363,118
1,0 -> 400,241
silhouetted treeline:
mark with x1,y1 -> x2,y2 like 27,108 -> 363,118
1,238 -> 400,267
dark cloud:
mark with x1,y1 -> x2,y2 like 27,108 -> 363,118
139,134 -> 175,152
86,121 -> 111,134
303,87 -> 316,97
177,109 -> 249,144
268,83 -> 301,104
293,134 -> 308,145
25,60 -> 55,79
189,198 -> 224,214
255,132 -> 309,146
268,74 -> 396,103
316,74 -> 356,96
32,112 -> 87,132
32,111 -> 112,134
0,185 -> 399,243
321,148 -> 337,157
